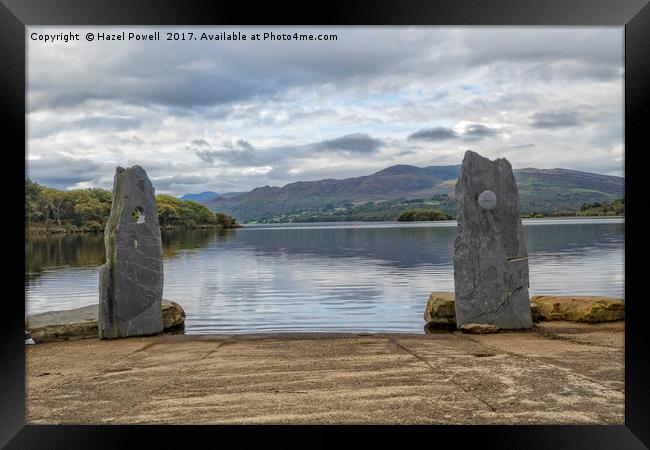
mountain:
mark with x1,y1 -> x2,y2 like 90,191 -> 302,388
204,164 -> 624,223
512,168 -> 624,214
179,191 -> 246,203
220,191 -> 247,199
179,191 -> 220,202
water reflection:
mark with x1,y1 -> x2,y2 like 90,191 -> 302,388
25,219 -> 624,334
233,225 -> 457,268
25,233 -> 105,283
25,229 -> 227,280
161,229 -> 236,259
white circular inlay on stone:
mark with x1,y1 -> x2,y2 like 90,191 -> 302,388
477,190 -> 497,210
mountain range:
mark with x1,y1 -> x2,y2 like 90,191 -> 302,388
180,164 -> 624,223
179,191 -> 245,202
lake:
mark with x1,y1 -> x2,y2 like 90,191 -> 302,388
25,218 -> 624,334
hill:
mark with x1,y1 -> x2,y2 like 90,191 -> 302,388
179,191 -> 220,202
25,180 -> 239,234
197,164 -> 623,223
179,191 -> 245,202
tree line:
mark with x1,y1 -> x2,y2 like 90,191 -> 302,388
395,197 -> 624,222
576,198 -> 624,217
25,179 -> 238,234
396,209 -> 452,222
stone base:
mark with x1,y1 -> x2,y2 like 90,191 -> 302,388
423,292 -> 456,327
423,292 -> 624,328
26,300 -> 185,343
530,296 -> 624,323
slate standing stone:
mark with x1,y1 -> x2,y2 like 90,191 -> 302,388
453,150 -> 532,329
98,166 -> 164,339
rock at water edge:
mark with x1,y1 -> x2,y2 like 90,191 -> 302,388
453,150 -> 532,329
99,166 -> 164,339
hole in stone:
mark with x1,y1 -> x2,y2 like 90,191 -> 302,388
477,190 -> 497,210
131,207 -> 146,224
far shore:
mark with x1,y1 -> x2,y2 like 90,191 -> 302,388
25,215 -> 624,235
25,223 -> 242,236
241,215 -> 624,226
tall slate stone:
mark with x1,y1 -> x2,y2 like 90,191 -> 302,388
98,166 -> 164,339
453,150 -> 532,329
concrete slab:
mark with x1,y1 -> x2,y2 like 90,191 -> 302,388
26,323 -> 624,424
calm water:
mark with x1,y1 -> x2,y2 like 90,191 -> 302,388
25,218 -> 624,334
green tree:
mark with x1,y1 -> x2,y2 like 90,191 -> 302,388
156,195 -> 183,226
25,180 -> 238,234
397,208 -> 451,222
25,179 -> 45,229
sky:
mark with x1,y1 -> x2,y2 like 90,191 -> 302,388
27,27 -> 624,196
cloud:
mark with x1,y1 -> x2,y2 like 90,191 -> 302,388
26,155 -> 105,189
151,174 -> 211,190
73,115 -> 143,132
194,133 -> 386,170
408,127 -> 459,141
28,28 -> 622,114
27,28 -> 448,113
195,140 -> 263,167
195,150 -> 218,164
314,133 -> 383,154
462,123 -> 501,140
229,139 -> 255,151
26,27 -> 624,194
507,143 -> 536,150
396,150 -> 416,156
530,111 -> 581,129
116,135 -> 146,146
191,139 -> 210,147
408,123 -> 500,142
462,29 -> 623,72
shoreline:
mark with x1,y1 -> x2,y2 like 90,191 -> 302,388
241,215 -> 624,226
25,295 -> 625,340
25,223 -> 242,236
27,321 -> 623,425
24,215 -> 623,234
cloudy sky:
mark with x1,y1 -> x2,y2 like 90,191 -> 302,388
27,27 -> 624,196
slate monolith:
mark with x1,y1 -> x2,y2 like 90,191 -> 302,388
453,150 -> 532,329
98,166 -> 164,339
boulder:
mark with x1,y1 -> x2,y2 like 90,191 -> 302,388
99,166 -> 164,339
162,300 -> 186,331
26,300 -> 185,343
422,293 -> 624,326
530,302 -> 545,322
530,296 -> 624,323
423,292 -> 456,328
453,151 -> 532,330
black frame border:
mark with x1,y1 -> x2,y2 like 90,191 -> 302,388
2,0 -> 649,448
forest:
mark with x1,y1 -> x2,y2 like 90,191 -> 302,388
396,209 -> 453,222
25,179 -> 238,234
